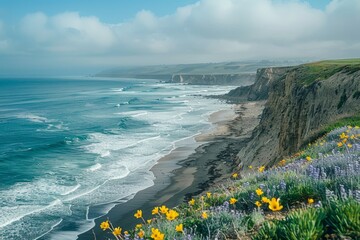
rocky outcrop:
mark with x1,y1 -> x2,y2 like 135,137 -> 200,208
237,65 -> 360,167
167,73 -> 255,85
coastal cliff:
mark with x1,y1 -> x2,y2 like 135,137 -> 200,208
167,73 -> 255,85
235,61 -> 360,167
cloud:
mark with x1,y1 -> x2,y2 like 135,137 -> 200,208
1,0 -> 360,74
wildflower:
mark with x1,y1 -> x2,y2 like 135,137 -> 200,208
347,143 -> 353,148
113,227 -> 122,236
255,201 -> 262,207
188,199 -> 195,206
159,205 -> 169,214
200,196 -> 205,201
348,125 -> 352,129
337,142 -> 343,147
152,207 -> 159,215
229,198 -> 237,205
256,188 -> 264,196
258,166 -> 265,173
151,228 -> 165,240
340,132 -> 348,139
136,224 -> 142,229
342,138 -> 347,143
147,219 -> 152,224
175,223 -> 184,233
249,165 -> 253,169
134,210 -> 142,219
308,198 -> 314,204
166,209 -> 179,221
232,173 -> 238,179
268,198 -> 283,211
306,156 -> 312,161
206,192 -> 211,198
100,220 -> 110,231
201,211 -> 208,219
279,159 -> 286,166
350,135 -> 355,139
320,142 -> 324,146
124,231 -> 129,235
262,196 -> 270,203
138,229 -> 145,238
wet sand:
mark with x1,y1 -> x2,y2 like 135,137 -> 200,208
78,101 -> 265,240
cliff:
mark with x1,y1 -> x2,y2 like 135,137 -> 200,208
167,73 -> 255,85
236,60 -> 360,167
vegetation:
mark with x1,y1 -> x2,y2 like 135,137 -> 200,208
100,125 -> 360,239
296,58 -> 360,85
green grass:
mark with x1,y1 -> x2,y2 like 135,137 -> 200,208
295,58 -> 360,85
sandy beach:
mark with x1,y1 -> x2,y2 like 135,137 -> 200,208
78,100 -> 265,240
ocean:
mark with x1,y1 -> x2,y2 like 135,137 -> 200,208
0,77 -> 234,239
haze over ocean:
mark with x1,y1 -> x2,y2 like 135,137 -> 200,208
0,78 -> 234,239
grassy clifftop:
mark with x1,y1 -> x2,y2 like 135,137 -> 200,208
100,125 -> 360,240
297,58 -> 360,85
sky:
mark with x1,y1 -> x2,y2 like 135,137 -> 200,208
0,0 -> 359,76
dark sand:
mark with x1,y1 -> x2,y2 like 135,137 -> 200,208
78,101 -> 265,240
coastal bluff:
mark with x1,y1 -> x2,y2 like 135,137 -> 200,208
228,60 -> 360,168
167,73 -> 255,85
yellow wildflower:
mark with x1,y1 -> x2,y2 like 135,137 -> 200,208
166,209 -> 179,221
159,205 -> 169,214
279,159 -> 286,166
249,165 -> 253,169
152,207 -> 159,215
201,211 -> 208,219
350,135 -> 355,140
258,166 -> 265,173
151,228 -> 164,240
113,227 -> 122,236
306,156 -> 312,161
232,173 -> 238,179
229,198 -> 237,205
100,220 -> 110,231
124,231 -> 129,235
342,138 -> 347,143
136,224 -> 142,229
134,209 -> 142,219
175,223 -> 184,233
347,143 -> 353,148
188,198 -> 195,206
308,198 -> 314,204
256,188 -> 264,196
337,142 -> 343,147
255,201 -> 262,207
268,198 -> 283,211
206,192 -> 212,198
262,196 -> 270,203
340,132 -> 348,139
147,219 -> 152,224
348,125 -> 353,129
138,230 -> 145,238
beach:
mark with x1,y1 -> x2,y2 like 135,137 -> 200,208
78,100 -> 265,239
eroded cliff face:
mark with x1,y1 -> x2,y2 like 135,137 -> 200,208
168,73 -> 255,85
237,66 -> 360,167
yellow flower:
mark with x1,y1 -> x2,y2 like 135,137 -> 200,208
249,165 -> 253,169
229,198 -> 237,205
255,201 -> 262,207
320,142 -> 324,146
340,132 -> 348,139
256,188 -> 264,196
342,138 -> 347,143
136,224 -> 142,229
206,192 -> 212,198
147,219 -> 152,224
306,156 -> 312,161
113,227 -> 122,236
201,211 -> 208,219
258,166 -> 265,173
134,209 -> 142,219
232,173 -> 238,179
151,228 -> 165,240
188,198 -> 195,206
166,209 -> 179,221
348,125 -> 353,129
308,198 -> 314,204
279,159 -> 286,166
152,207 -> 159,215
262,197 -> 270,203
159,205 -> 169,214
268,198 -> 283,211
347,143 -> 353,148
175,223 -> 184,233
100,220 -> 110,231
337,142 -> 343,147
138,230 -> 145,238
350,135 -> 355,140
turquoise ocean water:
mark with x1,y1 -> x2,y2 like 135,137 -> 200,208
0,78 -> 234,239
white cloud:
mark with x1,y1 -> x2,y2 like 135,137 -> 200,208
1,0 -> 360,74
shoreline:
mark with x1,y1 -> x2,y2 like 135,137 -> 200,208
78,101 -> 265,240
